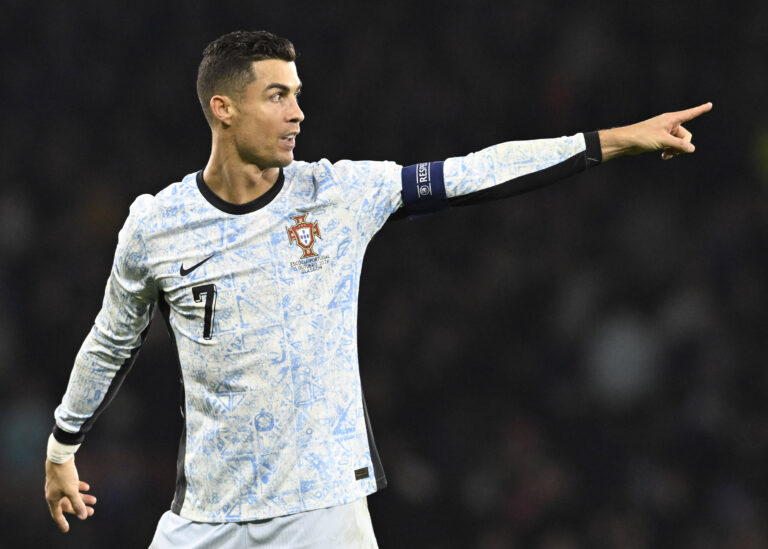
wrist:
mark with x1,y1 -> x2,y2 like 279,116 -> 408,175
598,126 -> 637,161
47,433 -> 81,464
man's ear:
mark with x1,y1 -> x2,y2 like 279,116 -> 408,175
210,95 -> 235,126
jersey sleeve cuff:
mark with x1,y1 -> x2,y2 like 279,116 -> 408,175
584,131 -> 603,167
53,424 -> 86,445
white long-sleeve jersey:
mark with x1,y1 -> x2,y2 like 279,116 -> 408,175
52,132 -> 601,522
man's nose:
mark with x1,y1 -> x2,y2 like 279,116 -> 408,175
288,97 -> 304,123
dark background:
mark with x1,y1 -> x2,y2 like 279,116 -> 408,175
2,1 -> 767,547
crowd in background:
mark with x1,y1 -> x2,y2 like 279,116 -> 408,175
1,1 -> 767,547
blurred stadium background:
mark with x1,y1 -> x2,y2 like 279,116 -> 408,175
2,0 -> 767,547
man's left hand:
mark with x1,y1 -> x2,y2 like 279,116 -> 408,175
599,102 -> 713,161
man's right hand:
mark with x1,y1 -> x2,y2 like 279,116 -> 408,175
45,457 -> 97,533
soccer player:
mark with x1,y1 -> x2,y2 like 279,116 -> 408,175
44,30 -> 711,548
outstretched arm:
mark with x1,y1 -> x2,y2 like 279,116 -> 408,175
392,101 -> 713,217
599,102 -> 713,161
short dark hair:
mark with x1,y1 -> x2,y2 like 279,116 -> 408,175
196,30 -> 296,125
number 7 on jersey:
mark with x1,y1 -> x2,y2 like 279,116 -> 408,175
192,284 -> 217,339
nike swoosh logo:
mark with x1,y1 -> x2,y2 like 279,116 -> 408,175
180,255 -> 214,276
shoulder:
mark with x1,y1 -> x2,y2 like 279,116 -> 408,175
152,172 -> 200,208
127,172 -> 202,230
118,172 -> 199,242
128,193 -> 159,218
332,159 -> 401,182
287,158 -> 401,185
123,192 -> 160,237
284,158 -> 333,182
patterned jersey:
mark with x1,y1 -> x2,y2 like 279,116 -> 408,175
52,132 -> 601,521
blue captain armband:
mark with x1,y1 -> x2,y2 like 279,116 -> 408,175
401,161 -> 451,218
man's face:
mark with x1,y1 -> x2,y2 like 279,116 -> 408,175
229,59 -> 304,169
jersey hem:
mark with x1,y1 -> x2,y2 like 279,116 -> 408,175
174,487 -> 379,524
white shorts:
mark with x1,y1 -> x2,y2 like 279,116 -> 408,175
148,498 -> 378,549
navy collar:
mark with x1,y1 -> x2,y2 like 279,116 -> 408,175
196,169 -> 284,215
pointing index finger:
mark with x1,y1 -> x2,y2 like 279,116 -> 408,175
673,102 -> 713,124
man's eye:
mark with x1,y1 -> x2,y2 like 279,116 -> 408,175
271,93 -> 282,102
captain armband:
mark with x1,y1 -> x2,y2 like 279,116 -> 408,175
400,161 -> 451,218
47,433 -> 81,464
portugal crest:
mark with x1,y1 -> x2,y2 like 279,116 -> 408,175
286,214 -> 321,258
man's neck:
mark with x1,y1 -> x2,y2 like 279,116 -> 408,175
203,148 -> 281,205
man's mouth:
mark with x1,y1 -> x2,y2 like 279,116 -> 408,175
281,132 -> 299,148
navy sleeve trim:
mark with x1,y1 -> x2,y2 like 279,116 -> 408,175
388,132 -> 602,222
584,130 -> 602,167
448,132 -> 602,209
52,425 -> 85,445
361,391 -> 387,490
158,292 -> 189,515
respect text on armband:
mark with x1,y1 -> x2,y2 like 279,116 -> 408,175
417,163 -> 432,197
